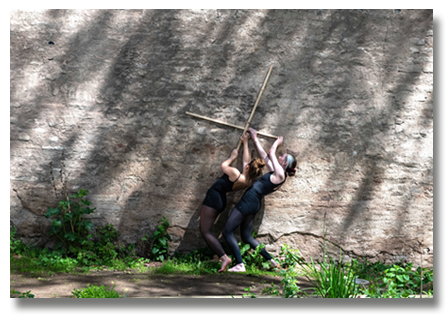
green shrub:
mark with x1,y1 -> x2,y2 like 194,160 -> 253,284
352,259 -> 434,298
72,284 -> 125,298
281,269 -> 302,298
142,217 -> 172,262
10,226 -> 26,256
12,159 -> 145,273
45,189 -> 96,256
239,242 -> 272,270
349,258 -> 392,281
279,244 -> 304,269
45,188 -> 138,266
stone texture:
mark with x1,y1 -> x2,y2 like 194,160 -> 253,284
10,9 -> 433,266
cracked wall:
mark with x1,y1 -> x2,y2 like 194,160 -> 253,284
10,9 -> 433,266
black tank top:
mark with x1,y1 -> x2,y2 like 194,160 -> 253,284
211,174 -> 240,193
251,171 -> 286,197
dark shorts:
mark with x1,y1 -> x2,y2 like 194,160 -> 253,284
202,188 -> 226,213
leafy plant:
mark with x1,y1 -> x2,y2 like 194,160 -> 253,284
45,188 -> 136,267
239,242 -> 271,270
359,280 -> 415,298
261,268 -> 302,298
262,282 -> 281,296
142,217 -> 172,262
260,245 -> 303,298
419,266 -> 433,291
379,263 -> 429,297
350,257 -> 433,298
423,289 -> 433,297
44,154 -> 138,267
45,189 -> 96,256
10,288 -> 35,298
243,286 -> 257,298
349,258 -> 392,281
10,226 -> 26,256
279,244 -> 304,269
93,224 -> 120,262
279,267 -> 303,298
357,262 -> 433,298
72,284 -> 126,298
383,264 -> 415,291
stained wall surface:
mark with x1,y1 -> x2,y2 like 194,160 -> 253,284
10,9 -> 433,266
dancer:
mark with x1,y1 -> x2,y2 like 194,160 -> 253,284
222,127 -> 297,272
200,132 -> 265,272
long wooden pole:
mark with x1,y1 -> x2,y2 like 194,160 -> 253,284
236,65 -> 274,151
185,112 -> 278,139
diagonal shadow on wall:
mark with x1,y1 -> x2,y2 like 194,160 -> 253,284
10,10 -> 433,264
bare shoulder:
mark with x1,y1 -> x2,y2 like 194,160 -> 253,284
226,167 -> 241,182
232,176 -> 250,191
270,172 -> 285,185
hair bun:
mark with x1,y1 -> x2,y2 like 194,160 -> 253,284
248,158 -> 266,180
254,158 -> 265,168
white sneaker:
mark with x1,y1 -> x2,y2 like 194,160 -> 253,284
228,263 -> 246,272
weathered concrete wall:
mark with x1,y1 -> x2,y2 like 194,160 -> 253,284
10,9 -> 433,266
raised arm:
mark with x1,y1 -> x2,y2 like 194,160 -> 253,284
241,132 -> 251,170
249,127 -> 274,172
268,136 -> 286,184
220,149 -> 241,182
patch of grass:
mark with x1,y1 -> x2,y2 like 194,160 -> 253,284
151,259 -> 214,275
150,258 -> 279,277
72,284 -> 126,298
10,255 -> 62,277
10,250 -> 150,277
105,257 -> 150,272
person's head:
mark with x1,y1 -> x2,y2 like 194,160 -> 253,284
246,158 -> 265,180
278,153 -> 297,176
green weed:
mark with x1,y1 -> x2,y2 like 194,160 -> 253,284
142,217 -> 172,262
10,288 -> 35,298
242,286 -> 257,298
72,284 -> 126,298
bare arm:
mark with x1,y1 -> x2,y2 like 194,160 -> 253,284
249,128 -> 274,171
241,132 -> 250,170
268,136 -> 285,184
220,149 -> 241,182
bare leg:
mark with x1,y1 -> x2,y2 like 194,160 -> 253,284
218,255 -> 232,272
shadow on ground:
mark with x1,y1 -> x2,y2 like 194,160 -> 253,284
11,269 -> 309,298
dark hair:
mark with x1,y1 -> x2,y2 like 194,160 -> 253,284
285,154 -> 297,177
248,158 -> 265,180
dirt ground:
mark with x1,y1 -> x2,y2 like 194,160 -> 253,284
10,266 -> 313,298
